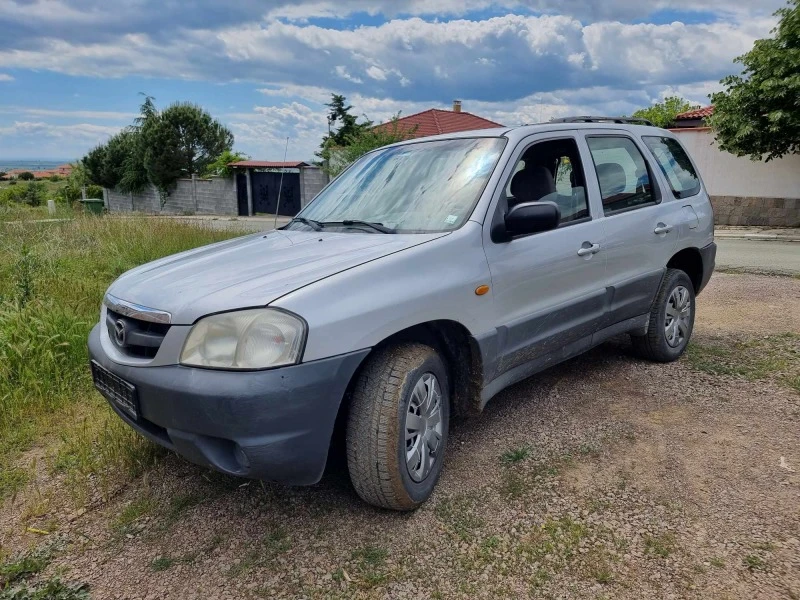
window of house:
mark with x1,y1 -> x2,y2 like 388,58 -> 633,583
586,136 -> 656,214
505,138 -> 590,225
643,136 -> 701,199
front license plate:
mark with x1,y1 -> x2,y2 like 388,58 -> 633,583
91,360 -> 139,420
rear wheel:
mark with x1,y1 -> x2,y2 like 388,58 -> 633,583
346,343 -> 449,510
632,268 -> 696,362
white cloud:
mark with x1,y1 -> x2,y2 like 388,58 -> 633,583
0,107 -> 136,119
334,65 -> 363,83
0,74 -> 13,82
0,120 -> 119,139
365,65 -> 387,80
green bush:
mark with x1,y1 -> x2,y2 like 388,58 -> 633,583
0,182 -> 48,207
17,172 -> 35,181
48,174 -> 62,182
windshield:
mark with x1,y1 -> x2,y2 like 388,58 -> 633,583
295,137 -> 506,233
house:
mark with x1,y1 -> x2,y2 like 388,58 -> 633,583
6,163 -> 73,179
670,105 -> 799,227
672,106 -> 715,129
373,101 -> 504,139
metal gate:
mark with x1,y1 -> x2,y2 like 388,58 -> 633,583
236,174 -> 249,216
251,171 -> 301,216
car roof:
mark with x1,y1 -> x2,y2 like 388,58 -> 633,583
385,121 -> 676,149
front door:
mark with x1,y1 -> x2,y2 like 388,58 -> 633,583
483,134 -> 608,383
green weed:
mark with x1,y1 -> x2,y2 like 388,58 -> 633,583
0,216 -> 240,503
501,446 -> 530,464
644,532 -> 677,558
687,334 -> 800,392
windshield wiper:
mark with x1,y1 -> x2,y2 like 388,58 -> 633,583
323,220 -> 395,234
288,217 -> 324,231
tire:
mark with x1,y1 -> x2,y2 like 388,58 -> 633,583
632,268 -> 696,362
346,343 -> 450,510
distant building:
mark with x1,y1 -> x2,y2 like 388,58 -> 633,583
672,105 -> 715,129
670,105 -> 799,226
373,100 -> 504,139
6,163 -> 72,179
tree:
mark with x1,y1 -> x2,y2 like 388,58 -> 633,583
324,114 -> 417,177
710,0 -> 800,161
632,96 -> 699,128
141,102 -> 234,191
316,94 -> 372,164
17,172 -> 34,181
81,96 -> 234,195
203,150 -> 249,177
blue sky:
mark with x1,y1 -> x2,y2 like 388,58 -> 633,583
0,0 -> 783,162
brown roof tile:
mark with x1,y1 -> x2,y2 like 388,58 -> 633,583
374,108 -> 504,139
675,105 -> 715,120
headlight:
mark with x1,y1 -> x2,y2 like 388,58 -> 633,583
180,309 -> 306,370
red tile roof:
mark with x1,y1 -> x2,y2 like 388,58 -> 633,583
373,109 -> 504,139
675,105 -> 715,120
228,161 -> 310,168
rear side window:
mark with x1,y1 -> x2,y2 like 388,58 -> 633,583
643,136 -> 701,199
586,136 -> 656,214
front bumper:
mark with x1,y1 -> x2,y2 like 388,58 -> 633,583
88,324 -> 369,485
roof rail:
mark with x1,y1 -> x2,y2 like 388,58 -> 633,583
546,116 -> 655,126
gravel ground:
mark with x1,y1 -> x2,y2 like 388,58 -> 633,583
2,272 -> 799,599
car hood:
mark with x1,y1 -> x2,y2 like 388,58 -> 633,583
106,229 -> 447,324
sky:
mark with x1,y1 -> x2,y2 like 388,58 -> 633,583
0,0 -> 784,162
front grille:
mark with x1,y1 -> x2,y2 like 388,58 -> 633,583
106,308 -> 170,359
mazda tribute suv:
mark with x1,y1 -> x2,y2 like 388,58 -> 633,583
89,117 -> 716,510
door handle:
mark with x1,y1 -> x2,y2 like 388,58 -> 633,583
654,224 -> 673,235
577,243 -> 601,257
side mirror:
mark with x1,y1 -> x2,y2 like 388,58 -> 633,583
495,201 -> 560,241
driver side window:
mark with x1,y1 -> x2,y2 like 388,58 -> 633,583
505,138 -> 590,225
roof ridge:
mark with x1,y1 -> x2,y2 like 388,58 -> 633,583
430,109 -> 443,134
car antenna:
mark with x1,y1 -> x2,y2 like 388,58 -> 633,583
273,137 -> 290,230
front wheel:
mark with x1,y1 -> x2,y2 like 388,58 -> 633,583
632,268 -> 696,362
346,343 -> 450,510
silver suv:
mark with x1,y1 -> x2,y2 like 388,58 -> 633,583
89,118 -> 716,510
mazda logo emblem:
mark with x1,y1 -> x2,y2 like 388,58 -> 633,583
113,319 -> 127,347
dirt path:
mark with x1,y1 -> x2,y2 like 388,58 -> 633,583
2,272 -> 799,599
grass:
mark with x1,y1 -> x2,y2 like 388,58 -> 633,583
0,215 -> 241,505
501,446 -> 530,464
0,466 -> 29,501
349,546 -> 390,587
0,550 -> 49,587
227,527 -> 292,578
687,334 -> 800,392
435,494 -> 486,541
743,554 -> 769,572
111,494 -> 157,535
0,578 -> 89,600
644,532 -> 677,558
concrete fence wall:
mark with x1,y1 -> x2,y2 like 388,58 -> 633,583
105,176 -> 237,216
299,167 -> 329,208
672,128 -> 800,227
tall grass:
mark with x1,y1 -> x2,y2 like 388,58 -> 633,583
0,216 -> 241,501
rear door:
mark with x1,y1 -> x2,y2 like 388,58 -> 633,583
580,132 -> 684,326
482,132 -> 608,383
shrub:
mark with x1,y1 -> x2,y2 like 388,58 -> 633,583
48,174 -> 62,182
17,172 -> 35,181
21,182 -> 47,207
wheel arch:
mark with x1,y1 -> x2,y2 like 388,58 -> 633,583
667,247 -> 704,294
